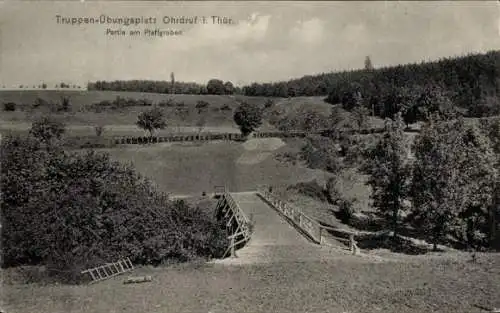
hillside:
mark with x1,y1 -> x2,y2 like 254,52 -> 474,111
0,91 -> 280,136
0,91 -> 346,138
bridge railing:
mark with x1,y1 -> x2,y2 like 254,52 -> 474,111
257,186 -> 322,244
219,191 -> 253,258
257,185 -> 358,252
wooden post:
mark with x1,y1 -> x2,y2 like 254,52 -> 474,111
231,236 -> 235,257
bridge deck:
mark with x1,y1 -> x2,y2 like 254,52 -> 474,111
214,192 -> 348,264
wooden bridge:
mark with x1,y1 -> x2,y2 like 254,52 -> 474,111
214,187 -> 358,264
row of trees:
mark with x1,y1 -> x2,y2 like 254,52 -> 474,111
13,83 -> 81,89
88,79 -> 240,95
367,112 -> 500,250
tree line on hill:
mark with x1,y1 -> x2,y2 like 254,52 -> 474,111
13,83 -> 82,89
88,79 -> 239,95
244,51 -> 500,117
85,51 -> 500,121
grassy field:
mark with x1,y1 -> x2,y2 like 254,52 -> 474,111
2,253 -> 499,313
0,91 -> 272,135
93,139 -> 327,195
0,90 -> 269,112
0,91 -> 344,137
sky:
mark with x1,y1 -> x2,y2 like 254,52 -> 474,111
0,1 -> 499,88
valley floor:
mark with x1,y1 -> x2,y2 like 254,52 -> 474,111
2,252 -> 499,313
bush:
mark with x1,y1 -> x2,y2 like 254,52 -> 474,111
3,102 -> 16,111
325,177 -> 341,204
158,99 -> 175,107
276,108 -> 329,133
220,104 -> 231,111
33,98 -> 48,109
195,100 -> 210,113
0,136 -> 229,281
90,97 -> 153,111
300,136 -> 342,173
338,199 -> 355,224
59,97 -> 71,112
29,116 -> 66,144
94,125 -> 105,137
287,180 -> 328,202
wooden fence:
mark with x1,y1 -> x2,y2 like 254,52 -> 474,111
111,126 -> 420,146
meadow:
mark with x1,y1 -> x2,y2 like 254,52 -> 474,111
3,253 -> 499,313
96,139 -> 328,195
0,91 -> 336,138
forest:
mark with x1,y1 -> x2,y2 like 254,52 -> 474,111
88,51 -> 500,119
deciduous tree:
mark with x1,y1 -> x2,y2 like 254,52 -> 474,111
136,107 -> 167,137
233,102 -> 263,137
206,79 -> 225,95
410,115 -> 497,249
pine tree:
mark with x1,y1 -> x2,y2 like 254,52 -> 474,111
170,72 -> 175,94
367,113 -> 410,237
364,56 -> 374,70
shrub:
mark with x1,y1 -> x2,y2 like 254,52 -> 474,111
137,98 -> 153,106
325,177 -> 341,204
0,137 -> 229,281
33,98 -> 48,108
29,116 -> 66,144
158,99 -> 175,107
220,104 -> 231,111
338,199 -> 355,224
300,136 -> 342,173
195,100 -> 210,113
3,102 -> 16,111
287,180 -> 328,202
276,108 -> 329,133
60,97 -> 71,112
94,125 -> 105,137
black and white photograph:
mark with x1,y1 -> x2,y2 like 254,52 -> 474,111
1,1 -> 499,312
